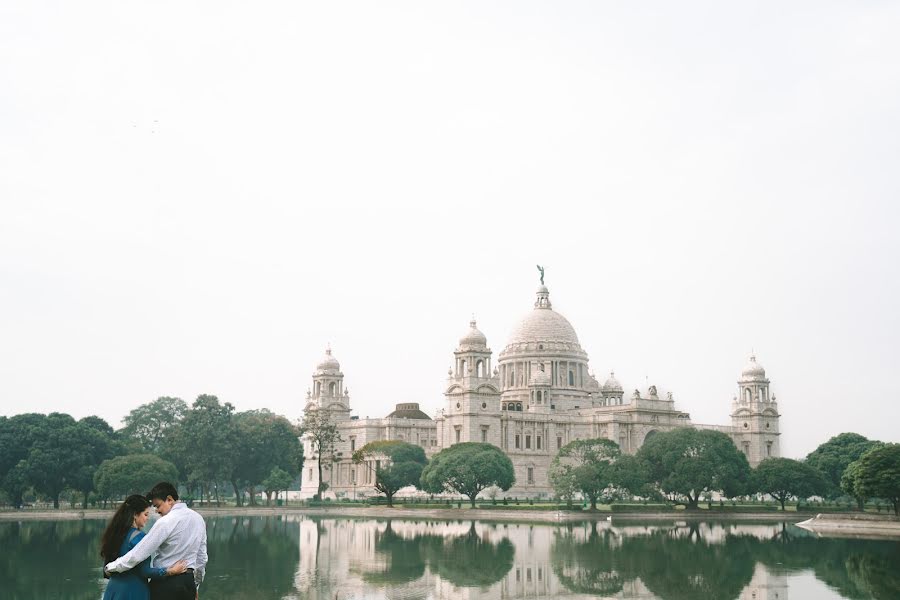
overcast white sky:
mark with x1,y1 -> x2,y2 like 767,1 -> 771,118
1,2 -> 898,458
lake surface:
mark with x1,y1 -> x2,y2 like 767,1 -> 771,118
2,515 -> 899,599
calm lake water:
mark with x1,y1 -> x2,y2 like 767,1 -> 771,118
2,515 -> 899,599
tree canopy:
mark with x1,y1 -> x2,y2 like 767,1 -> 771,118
353,440 -> 428,506
93,454 -> 179,500
419,442 -> 514,506
549,438 -> 624,509
805,432 -> 881,497
753,457 -> 828,510
843,444 -> 900,516
120,396 -> 188,453
636,428 -> 751,508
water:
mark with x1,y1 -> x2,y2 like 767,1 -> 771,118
2,515 -> 898,599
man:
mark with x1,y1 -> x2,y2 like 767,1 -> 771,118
105,482 -> 208,600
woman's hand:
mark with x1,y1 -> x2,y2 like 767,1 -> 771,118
166,560 -> 188,576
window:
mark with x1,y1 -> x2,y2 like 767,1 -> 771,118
557,436 -> 562,449
568,371 -> 574,386
527,467 -> 534,484
481,428 -> 488,442
525,435 -> 531,449
351,470 -> 356,484
766,442 -> 773,456
350,437 -> 356,452
536,436 -> 542,450
515,434 -> 520,449
742,442 -> 750,455
455,428 -> 461,443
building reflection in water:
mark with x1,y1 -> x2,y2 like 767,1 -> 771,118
291,517 -> 899,600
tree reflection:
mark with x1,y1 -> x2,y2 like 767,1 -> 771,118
0,519 -> 107,600
199,516 -> 300,599
551,521 -> 900,600
361,520 -> 514,589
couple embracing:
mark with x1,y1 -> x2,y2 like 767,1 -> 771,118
100,482 -> 208,600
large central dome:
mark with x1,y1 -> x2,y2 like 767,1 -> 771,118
503,285 -> 582,349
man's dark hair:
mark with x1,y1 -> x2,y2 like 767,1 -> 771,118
147,482 -> 179,501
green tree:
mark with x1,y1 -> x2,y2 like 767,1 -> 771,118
840,459 -> 870,511
0,414 -> 46,507
419,442 -> 514,507
846,444 -> 900,516
353,440 -> 428,507
262,467 -> 293,505
300,405 -> 342,500
753,457 -> 828,510
120,396 -> 188,453
805,433 -> 881,498
227,410 -> 302,506
636,428 -> 751,509
93,454 -> 179,501
550,438 -> 620,510
166,395 -> 235,504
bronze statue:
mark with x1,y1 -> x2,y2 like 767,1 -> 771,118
536,264 -> 545,285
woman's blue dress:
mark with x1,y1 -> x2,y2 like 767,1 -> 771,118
102,527 -> 167,600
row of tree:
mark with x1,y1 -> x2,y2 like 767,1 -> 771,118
0,395 -> 303,508
334,424 -> 899,514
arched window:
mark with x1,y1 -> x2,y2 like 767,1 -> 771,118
744,388 -> 752,403
315,381 -> 321,396
329,382 -> 336,396
568,371 -> 575,386
476,360 -> 484,377
460,359 -> 467,375
516,402 -> 523,411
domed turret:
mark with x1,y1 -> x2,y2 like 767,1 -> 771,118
316,347 -> 341,374
458,318 -> 488,351
602,372 -> 623,393
740,355 -> 767,382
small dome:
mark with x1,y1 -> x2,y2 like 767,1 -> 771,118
316,347 -> 341,373
529,368 -> 551,387
602,372 -> 623,393
459,318 -> 488,350
741,355 -> 767,381
385,403 -> 432,420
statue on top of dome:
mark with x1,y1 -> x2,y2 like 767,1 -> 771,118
536,264 -> 545,285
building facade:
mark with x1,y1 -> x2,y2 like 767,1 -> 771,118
300,281 -> 781,499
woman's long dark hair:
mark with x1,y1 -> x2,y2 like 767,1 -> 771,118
100,495 -> 151,563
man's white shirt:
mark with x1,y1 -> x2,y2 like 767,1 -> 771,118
105,502 -> 208,587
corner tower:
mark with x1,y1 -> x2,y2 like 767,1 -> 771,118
306,346 -> 351,421
443,319 -> 501,445
730,355 -> 780,466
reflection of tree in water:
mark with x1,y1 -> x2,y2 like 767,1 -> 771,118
550,522 -> 630,595
200,516 -> 300,600
362,520 -> 514,589
363,520 -> 426,584
744,525 -> 900,600
0,519 -> 107,600
551,523 -> 754,600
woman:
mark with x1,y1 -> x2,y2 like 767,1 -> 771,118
100,494 -> 188,600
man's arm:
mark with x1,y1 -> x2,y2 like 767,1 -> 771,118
194,527 -> 208,587
105,517 -> 172,573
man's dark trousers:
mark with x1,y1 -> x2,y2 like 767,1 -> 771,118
150,572 -> 195,600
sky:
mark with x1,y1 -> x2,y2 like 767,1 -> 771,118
1,1 -> 898,459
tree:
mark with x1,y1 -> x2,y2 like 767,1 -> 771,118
419,442 -> 514,507
353,440 -> 428,507
228,410 -> 302,506
94,454 -> 179,501
0,413 -> 46,507
753,457 -> 828,510
120,396 -> 188,453
805,433 -> 881,498
550,438 -> 620,510
840,459 -> 869,511
262,467 -> 293,505
165,395 -> 235,504
636,428 -> 751,509
300,405 -> 342,500
845,444 -> 900,516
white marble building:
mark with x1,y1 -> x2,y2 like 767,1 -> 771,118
300,281 -> 781,499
